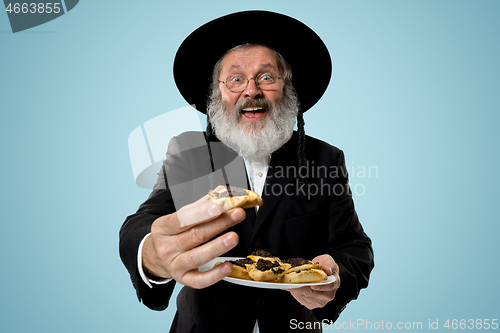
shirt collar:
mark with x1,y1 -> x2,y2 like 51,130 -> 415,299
243,154 -> 271,167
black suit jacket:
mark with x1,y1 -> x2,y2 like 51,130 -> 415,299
120,131 -> 374,333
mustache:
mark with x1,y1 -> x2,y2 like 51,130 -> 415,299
234,99 -> 273,114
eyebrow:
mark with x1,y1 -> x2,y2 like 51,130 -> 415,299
228,63 -> 277,72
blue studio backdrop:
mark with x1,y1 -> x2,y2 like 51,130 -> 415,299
1,1 -> 499,332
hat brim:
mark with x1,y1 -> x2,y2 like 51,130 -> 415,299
173,10 -> 332,114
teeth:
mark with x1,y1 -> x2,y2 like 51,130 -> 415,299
242,107 -> 265,111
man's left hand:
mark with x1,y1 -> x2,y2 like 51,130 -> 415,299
285,254 -> 341,309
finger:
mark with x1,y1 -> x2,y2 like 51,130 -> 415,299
312,254 -> 335,275
152,202 -> 226,237
177,185 -> 226,223
180,261 -> 233,289
173,230 -> 239,272
172,208 -> 245,254
289,287 -> 334,301
289,288 -> 334,309
332,262 -> 340,276
311,267 -> 340,292
288,286 -> 313,297
311,282 -> 336,292
177,195 -> 224,227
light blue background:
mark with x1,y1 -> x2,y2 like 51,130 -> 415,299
1,1 -> 499,332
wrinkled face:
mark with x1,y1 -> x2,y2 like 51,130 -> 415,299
218,45 -> 284,126
208,45 -> 299,159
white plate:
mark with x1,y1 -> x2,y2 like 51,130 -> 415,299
199,257 -> 336,289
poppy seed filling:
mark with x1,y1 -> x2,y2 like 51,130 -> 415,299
215,186 -> 247,198
284,257 -> 310,267
230,258 -> 254,268
252,250 -> 274,257
255,259 -> 280,271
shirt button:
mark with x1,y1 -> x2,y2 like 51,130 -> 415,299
258,172 -> 263,178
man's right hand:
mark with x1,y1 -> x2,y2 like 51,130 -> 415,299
142,193 -> 245,289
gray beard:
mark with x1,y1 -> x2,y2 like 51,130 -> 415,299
207,85 -> 299,159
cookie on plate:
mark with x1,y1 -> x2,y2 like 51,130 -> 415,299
248,259 -> 291,282
282,268 -> 328,283
283,257 -> 323,273
247,250 -> 281,264
214,258 -> 255,280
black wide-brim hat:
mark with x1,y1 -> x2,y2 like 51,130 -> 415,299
173,10 -> 332,114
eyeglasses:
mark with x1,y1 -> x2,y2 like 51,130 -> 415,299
219,73 -> 282,93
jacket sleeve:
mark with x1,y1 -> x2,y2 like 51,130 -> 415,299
313,149 -> 374,322
119,170 -> 178,310
119,131 -> 213,310
119,132 -> 199,310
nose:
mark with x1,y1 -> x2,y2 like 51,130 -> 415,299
243,78 -> 262,99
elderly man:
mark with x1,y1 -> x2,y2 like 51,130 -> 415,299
120,10 -> 373,333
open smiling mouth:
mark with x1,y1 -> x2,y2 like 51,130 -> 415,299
241,107 -> 267,119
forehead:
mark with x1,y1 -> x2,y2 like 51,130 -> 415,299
220,45 -> 279,74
